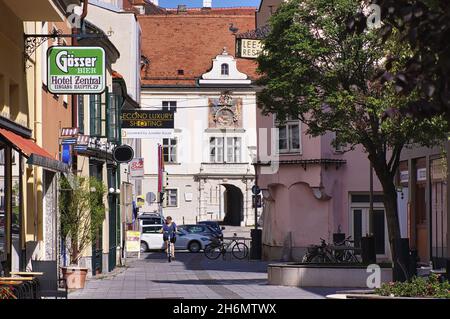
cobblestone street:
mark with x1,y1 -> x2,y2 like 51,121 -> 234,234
69,252 -> 344,299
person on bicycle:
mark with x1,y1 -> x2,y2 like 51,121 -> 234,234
160,216 -> 177,259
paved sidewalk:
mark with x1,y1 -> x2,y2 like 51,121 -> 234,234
69,252 -> 343,299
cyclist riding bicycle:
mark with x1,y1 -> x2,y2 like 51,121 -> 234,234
160,216 -> 177,260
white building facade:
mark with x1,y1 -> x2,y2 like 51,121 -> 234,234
140,50 -> 259,226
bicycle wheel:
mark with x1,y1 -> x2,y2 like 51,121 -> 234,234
301,253 -> 312,263
232,242 -> 249,260
204,244 -> 222,260
310,254 -> 332,263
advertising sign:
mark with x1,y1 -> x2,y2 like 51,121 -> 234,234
125,231 -> 141,253
121,110 -> 175,139
47,46 -> 106,94
121,110 -> 174,129
237,39 -> 263,59
130,158 -> 144,178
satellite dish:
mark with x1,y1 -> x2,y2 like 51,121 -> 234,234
113,145 -> 134,163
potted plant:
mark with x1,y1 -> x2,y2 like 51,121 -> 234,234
59,175 -> 106,289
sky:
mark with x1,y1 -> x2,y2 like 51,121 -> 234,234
159,0 -> 261,8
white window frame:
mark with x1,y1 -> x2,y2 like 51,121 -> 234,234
165,188 -> 178,208
209,136 -> 242,163
274,116 -> 302,154
162,138 -> 177,164
349,196 -> 389,260
226,136 -> 241,163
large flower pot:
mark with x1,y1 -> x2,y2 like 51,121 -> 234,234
61,266 -> 88,289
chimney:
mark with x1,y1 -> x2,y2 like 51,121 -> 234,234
203,0 -> 212,8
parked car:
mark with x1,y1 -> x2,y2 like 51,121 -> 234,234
138,212 -> 164,227
140,225 -> 211,253
198,221 -> 225,240
179,224 -> 222,240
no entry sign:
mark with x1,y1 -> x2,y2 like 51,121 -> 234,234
47,46 -> 106,94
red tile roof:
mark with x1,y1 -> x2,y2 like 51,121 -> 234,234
139,8 -> 258,86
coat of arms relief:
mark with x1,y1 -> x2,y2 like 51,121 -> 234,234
208,91 -> 242,128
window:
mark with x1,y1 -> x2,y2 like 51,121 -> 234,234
186,225 -> 206,234
162,101 -> 177,112
142,226 -> 161,234
226,137 -> 241,163
275,117 -> 301,153
210,137 -> 242,163
210,137 -> 224,163
332,132 -> 345,153
90,94 -> 103,137
78,96 -> 84,133
165,189 -> 178,207
221,63 -> 229,75
107,94 -> 119,142
162,138 -> 177,163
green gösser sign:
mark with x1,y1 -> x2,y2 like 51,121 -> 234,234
47,46 -> 106,94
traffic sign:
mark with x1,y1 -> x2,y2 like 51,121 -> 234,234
252,185 -> 261,195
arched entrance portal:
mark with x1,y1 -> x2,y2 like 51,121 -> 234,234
222,184 -> 243,226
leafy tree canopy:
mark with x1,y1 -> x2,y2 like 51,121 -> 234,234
257,0 -> 447,176
347,0 -> 450,119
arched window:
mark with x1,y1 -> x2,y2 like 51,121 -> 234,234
221,63 -> 229,75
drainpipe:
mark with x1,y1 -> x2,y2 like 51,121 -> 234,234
71,0 -> 89,147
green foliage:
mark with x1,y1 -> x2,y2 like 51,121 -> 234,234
257,0 -> 448,279
375,274 -> 450,298
59,175 -> 106,265
257,0 -> 447,157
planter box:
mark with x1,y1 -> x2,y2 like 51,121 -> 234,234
268,263 -> 392,288
61,267 -> 88,289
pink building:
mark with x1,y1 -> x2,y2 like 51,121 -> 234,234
256,114 -> 390,261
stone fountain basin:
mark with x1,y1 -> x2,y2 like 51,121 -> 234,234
268,263 -> 392,288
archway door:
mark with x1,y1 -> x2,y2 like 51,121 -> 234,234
222,184 -> 243,226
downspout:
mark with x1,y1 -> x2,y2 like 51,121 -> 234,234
71,0 -> 89,147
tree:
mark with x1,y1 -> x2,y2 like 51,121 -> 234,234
347,0 -> 450,120
59,175 -> 106,265
257,0 -> 447,280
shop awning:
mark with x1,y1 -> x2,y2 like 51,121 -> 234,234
0,128 -> 68,173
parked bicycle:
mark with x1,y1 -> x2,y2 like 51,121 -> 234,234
204,233 -> 249,260
333,236 -> 360,263
301,236 -> 360,263
301,238 -> 335,263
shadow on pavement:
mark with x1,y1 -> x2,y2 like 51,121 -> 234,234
151,278 -> 267,286
143,251 -> 268,274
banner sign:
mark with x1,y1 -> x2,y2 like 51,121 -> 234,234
47,46 -> 106,94
121,110 -> 174,129
125,231 -> 141,253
